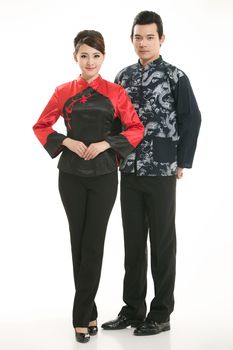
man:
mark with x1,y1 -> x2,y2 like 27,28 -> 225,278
102,11 -> 201,336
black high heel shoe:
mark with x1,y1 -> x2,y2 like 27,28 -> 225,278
88,325 -> 98,336
75,330 -> 90,343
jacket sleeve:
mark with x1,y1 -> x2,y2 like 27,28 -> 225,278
105,87 -> 144,158
174,74 -> 201,168
33,88 -> 67,158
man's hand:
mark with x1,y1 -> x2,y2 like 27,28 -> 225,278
62,138 -> 87,158
176,167 -> 184,179
83,141 -> 110,160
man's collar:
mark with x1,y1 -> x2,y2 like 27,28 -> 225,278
137,55 -> 163,70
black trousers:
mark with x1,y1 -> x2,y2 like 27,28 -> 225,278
59,170 -> 118,327
119,173 -> 176,322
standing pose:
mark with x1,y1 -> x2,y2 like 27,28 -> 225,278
102,11 -> 201,336
33,30 -> 144,343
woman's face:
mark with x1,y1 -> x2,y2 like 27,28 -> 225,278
74,44 -> 105,82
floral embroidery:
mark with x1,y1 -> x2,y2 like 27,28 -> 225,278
80,95 -> 89,103
64,93 -> 92,130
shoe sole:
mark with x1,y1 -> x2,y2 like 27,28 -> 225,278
102,321 -> 142,330
134,325 -> 171,336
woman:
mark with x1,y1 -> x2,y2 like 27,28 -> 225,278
33,30 -> 144,343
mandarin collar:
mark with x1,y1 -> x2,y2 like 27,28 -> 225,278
76,75 -> 103,89
137,55 -> 163,71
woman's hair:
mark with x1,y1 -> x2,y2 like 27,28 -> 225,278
74,30 -> 105,55
130,11 -> 164,39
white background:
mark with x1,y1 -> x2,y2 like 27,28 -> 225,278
0,0 -> 233,349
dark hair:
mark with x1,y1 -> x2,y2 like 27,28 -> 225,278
130,11 -> 163,39
74,30 -> 105,55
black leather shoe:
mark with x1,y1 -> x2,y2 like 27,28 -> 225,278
75,330 -> 90,343
88,325 -> 98,336
101,315 -> 142,330
134,320 -> 170,336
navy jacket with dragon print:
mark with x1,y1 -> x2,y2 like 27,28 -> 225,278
115,56 -> 201,176
33,75 -> 144,177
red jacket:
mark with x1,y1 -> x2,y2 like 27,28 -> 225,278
33,75 -> 144,176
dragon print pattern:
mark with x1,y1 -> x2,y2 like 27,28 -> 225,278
116,56 -> 184,176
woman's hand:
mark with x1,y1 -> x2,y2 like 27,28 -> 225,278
83,141 -> 110,160
62,138 -> 87,158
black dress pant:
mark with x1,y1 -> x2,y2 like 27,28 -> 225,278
119,173 -> 176,322
59,170 -> 118,327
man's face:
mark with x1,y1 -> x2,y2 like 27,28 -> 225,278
132,23 -> 165,66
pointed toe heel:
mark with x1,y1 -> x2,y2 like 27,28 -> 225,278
88,325 -> 98,336
75,331 -> 90,343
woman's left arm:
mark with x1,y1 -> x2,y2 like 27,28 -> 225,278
104,87 -> 144,158
83,87 -> 144,160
